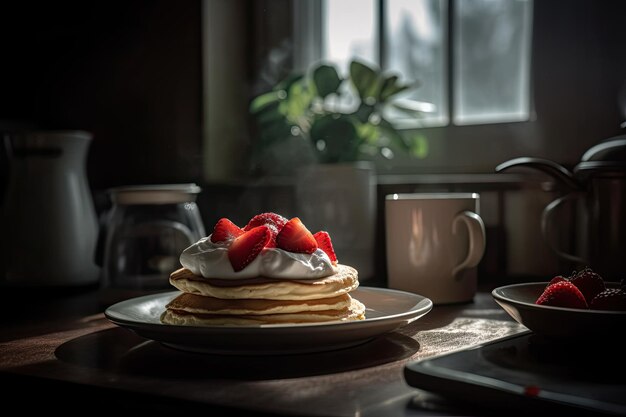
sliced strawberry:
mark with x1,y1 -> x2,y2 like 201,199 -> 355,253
546,275 -> 567,287
228,226 -> 271,272
276,217 -> 318,254
313,231 -> 337,265
244,212 -> 288,248
210,218 -> 244,243
590,288 -> 626,311
570,267 -> 606,303
262,224 -> 279,248
535,281 -> 588,309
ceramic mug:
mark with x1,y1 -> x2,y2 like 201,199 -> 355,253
385,193 -> 486,304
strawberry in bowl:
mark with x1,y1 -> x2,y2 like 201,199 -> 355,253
535,267 -> 626,311
493,267 -> 626,339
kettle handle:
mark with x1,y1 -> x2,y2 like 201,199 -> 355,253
540,192 -> 588,265
495,157 -> 581,190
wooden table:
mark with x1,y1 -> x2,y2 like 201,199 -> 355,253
0,286 -> 524,416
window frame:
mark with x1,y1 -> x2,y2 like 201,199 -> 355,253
293,0 -> 534,129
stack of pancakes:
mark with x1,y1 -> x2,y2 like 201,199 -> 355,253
161,264 -> 365,325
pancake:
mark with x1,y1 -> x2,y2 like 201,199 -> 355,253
161,297 -> 366,325
166,292 -> 353,315
169,264 -> 359,300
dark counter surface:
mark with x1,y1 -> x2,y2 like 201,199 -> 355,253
0,286 -> 524,416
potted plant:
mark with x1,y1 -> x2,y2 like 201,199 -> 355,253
249,59 -> 429,167
249,60 -> 431,281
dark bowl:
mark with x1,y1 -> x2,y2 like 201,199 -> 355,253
492,282 -> 626,339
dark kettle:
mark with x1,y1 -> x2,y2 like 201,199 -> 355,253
496,135 -> 626,281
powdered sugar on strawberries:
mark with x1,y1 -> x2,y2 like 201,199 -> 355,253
180,236 -> 338,279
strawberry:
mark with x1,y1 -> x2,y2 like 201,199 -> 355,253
544,270 -> 578,288
243,212 -> 288,248
535,281 -> 588,309
276,217 -> 318,254
227,225 -> 271,272
244,212 -> 288,231
589,288 -> 626,311
547,275 -> 567,287
570,267 -> 606,303
313,231 -> 338,265
210,218 -> 244,243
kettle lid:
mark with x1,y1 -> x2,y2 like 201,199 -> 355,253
574,135 -> 626,176
580,135 -> 626,162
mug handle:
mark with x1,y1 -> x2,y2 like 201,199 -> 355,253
452,211 -> 486,279
540,192 -> 587,264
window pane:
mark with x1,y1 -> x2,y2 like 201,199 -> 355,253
453,0 -> 533,125
323,0 -> 377,73
385,0 -> 448,127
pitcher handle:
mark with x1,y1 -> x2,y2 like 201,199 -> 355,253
541,193 -> 587,264
452,211 -> 486,279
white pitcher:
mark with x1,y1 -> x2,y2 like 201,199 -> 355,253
1,130 -> 100,286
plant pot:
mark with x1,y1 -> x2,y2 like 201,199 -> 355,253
295,161 -> 376,282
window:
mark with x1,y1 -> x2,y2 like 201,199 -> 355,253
294,0 -> 533,127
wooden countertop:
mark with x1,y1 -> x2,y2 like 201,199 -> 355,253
0,286 -> 525,416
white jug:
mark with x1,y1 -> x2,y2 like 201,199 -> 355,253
1,130 -> 100,286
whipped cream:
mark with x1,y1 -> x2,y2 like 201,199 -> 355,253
180,236 -> 337,279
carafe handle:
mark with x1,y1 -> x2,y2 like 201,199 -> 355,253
541,193 -> 588,265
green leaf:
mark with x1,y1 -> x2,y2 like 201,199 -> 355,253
310,115 -> 361,163
408,134 -> 429,159
276,74 -> 304,92
250,91 -> 283,114
356,122 -> 380,145
377,119 -> 430,159
379,75 -> 412,102
313,64 -> 342,98
379,119 -> 411,152
349,60 -> 380,101
284,81 -> 313,122
352,103 -> 374,123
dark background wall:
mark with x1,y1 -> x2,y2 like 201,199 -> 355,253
1,0 -> 625,188
0,1 -> 203,190
1,0 -> 624,282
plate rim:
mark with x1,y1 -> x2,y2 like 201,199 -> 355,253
104,286 -> 433,332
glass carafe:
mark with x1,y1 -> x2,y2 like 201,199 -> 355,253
103,184 -> 205,290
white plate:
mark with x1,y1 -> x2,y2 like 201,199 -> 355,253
492,282 -> 626,339
105,287 -> 432,354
